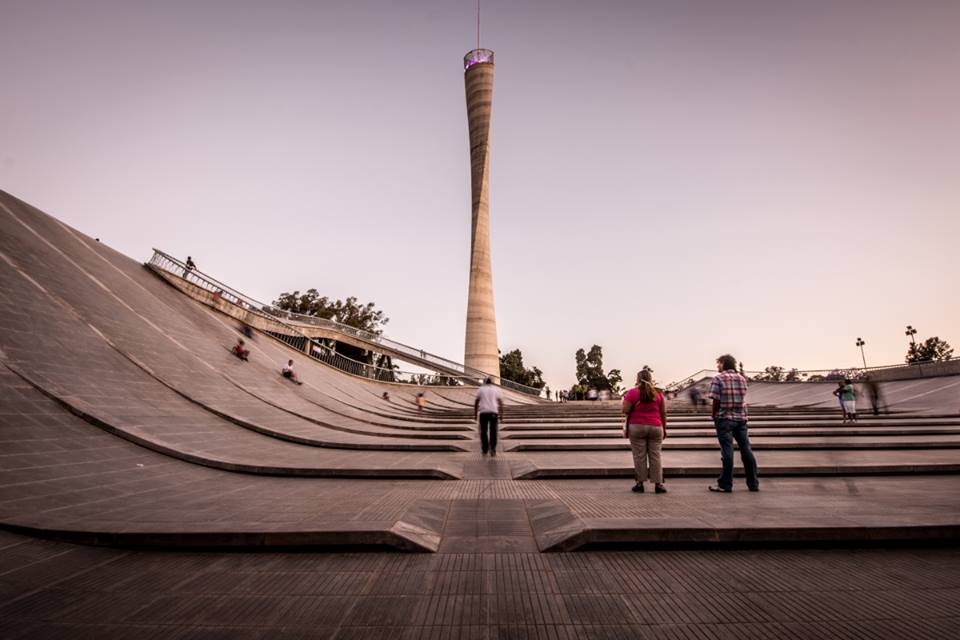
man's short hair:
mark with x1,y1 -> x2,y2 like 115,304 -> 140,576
717,354 -> 737,371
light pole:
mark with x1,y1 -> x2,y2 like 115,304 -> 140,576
856,337 -> 867,369
906,325 -> 922,374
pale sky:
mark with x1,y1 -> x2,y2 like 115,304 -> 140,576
2,0 -> 958,392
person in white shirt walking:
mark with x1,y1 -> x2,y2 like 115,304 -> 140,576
474,377 -> 504,456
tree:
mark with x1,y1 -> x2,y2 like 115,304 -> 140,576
273,289 -> 389,362
499,349 -> 546,389
753,366 -> 785,382
906,337 -> 954,363
784,368 -> 803,382
825,368 -> 857,381
273,289 -> 388,334
573,345 -> 623,394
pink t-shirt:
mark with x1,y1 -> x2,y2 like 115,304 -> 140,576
624,387 -> 664,427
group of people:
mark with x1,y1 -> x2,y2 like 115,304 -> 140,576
619,354 -> 759,494
231,337 -> 303,385
832,378 -> 857,422
470,355 -> 760,494
832,376 -> 887,421
230,333 -> 433,408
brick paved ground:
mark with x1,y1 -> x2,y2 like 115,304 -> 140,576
1,529 -> 958,639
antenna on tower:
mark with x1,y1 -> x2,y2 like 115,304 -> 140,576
476,0 -> 480,49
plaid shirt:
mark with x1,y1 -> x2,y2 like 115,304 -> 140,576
709,370 -> 748,421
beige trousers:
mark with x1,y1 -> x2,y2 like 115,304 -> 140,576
628,424 -> 664,484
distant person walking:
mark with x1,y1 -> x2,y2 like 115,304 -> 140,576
184,256 -> 196,276
833,378 -> 857,423
708,354 -> 759,493
863,375 -> 886,416
688,385 -> 702,411
621,368 -> 668,494
416,392 -> 427,411
474,377 -> 504,456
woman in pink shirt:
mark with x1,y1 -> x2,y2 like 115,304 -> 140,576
621,369 -> 668,494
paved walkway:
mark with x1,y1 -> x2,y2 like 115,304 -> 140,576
1,528 -> 958,638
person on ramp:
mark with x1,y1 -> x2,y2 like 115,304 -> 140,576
231,338 -> 250,361
474,377 -> 504,457
281,359 -> 303,385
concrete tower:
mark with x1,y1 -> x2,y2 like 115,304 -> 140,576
463,48 -> 499,379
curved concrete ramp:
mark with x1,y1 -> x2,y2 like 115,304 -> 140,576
2,189 -> 960,558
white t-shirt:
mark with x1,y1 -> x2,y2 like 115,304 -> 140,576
476,384 -> 502,414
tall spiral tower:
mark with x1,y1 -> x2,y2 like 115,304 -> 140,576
462,48 -> 499,379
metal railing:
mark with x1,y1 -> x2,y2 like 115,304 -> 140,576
666,358 -> 960,390
147,249 -> 544,396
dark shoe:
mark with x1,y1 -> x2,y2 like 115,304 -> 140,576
481,449 -> 488,456
631,483 -> 644,493
655,484 -> 667,494
490,449 -> 497,457
708,485 -> 732,493
749,486 -> 760,492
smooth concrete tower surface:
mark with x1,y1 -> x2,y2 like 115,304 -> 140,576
463,48 -> 500,379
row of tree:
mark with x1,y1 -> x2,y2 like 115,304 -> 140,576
273,290 -> 954,393
753,337 -> 954,382
498,344 -> 626,397
906,337 -> 953,363
273,289 -> 389,364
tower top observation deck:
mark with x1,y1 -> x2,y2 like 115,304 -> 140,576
464,48 -> 494,71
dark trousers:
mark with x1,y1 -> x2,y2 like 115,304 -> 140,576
714,418 -> 759,490
479,412 -> 499,453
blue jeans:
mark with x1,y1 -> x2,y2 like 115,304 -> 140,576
714,418 -> 759,490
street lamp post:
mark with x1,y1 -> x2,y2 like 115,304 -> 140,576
856,337 -> 867,369
906,325 -> 922,374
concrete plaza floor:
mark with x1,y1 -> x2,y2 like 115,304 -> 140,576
2,528 -> 958,639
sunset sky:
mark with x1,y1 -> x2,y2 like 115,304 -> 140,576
3,0 -> 958,392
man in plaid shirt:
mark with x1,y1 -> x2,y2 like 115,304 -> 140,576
707,354 -> 759,493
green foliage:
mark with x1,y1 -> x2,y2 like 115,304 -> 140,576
906,337 -> 954,363
499,349 -> 546,389
273,289 -> 389,362
273,289 -> 388,334
574,345 -> 623,394
825,369 -> 857,381
753,365 -> 785,382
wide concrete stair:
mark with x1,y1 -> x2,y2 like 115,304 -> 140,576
2,189 -> 958,552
